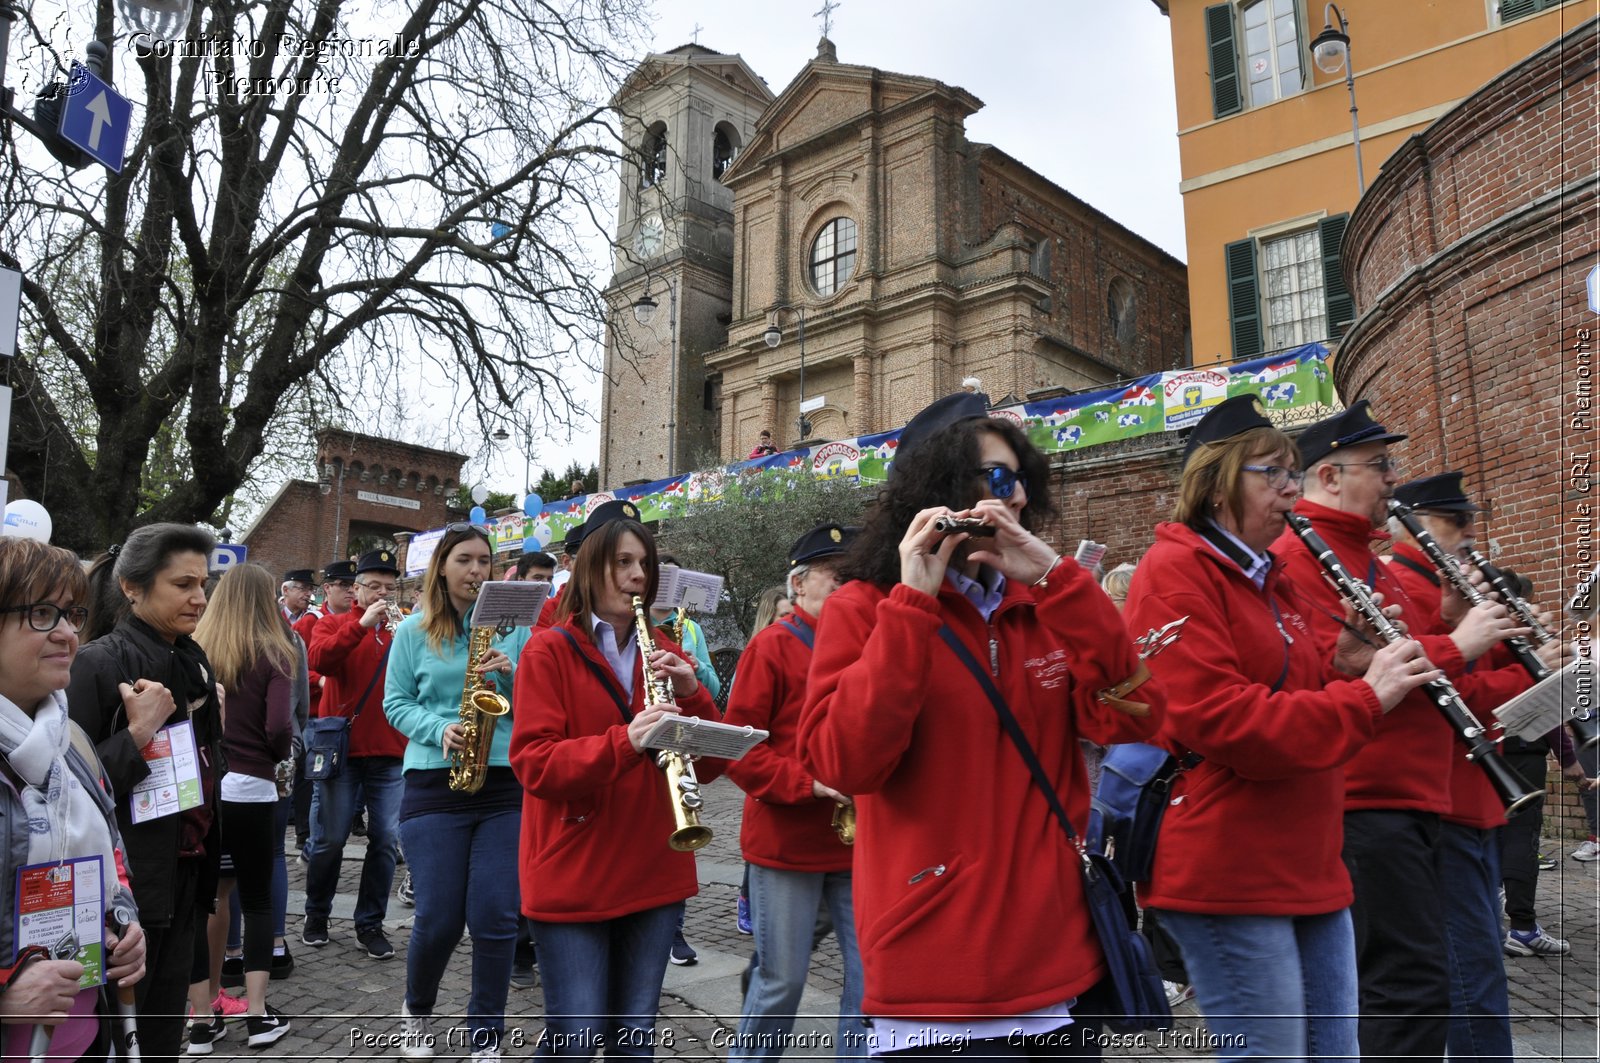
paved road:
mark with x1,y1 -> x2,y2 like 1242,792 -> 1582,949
198,777 -> 1597,1060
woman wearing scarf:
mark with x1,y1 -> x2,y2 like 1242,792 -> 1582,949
0,536 -> 147,1060
68,524 -> 223,1063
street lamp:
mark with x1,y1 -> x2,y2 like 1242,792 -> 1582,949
631,278 -> 679,475
762,306 -> 812,441
1311,3 -> 1365,195
491,423 -> 533,501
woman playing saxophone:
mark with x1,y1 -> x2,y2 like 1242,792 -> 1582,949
382,523 -> 530,1060
509,500 -> 721,1058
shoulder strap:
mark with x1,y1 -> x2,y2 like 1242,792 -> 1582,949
348,638 -> 395,721
1391,554 -> 1439,586
554,628 -> 634,723
778,615 -> 815,651
936,626 -> 1078,845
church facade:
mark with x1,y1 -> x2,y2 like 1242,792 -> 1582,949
601,39 -> 1190,487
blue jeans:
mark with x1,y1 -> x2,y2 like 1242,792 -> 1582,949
1154,908 -> 1358,1062
734,865 -> 865,1061
532,903 -> 682,1058
305,757 -> 402,932
1437,822 -> 1512,1063
399,807 -> 521,1046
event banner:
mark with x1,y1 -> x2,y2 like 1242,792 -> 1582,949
464,345 -> 1333,557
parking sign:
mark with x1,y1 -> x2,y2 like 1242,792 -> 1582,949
209,543 -> 248,575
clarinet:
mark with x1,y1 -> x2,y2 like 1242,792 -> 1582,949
1285,513 -> 1543,815
1388,501 -> 1551,683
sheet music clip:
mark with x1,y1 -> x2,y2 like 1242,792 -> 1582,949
641,715 -> 768,761
1494,660 -> 1587,742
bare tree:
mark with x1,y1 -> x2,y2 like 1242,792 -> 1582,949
0,0 -> 646,552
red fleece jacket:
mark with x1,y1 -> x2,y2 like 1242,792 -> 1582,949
307,609 -> 407,758
1125,522 -> 1383,914
798,560 -> 1164,1019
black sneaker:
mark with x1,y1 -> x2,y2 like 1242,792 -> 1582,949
270,944 -> 294,980
357,926 -> 395,960
668,931 -> 697,966
246,1006 -> 291,1047
509,964 -> 537,990
220,954 -> 244,989
187,1010 -> 226,1055
301,915 -> 330,947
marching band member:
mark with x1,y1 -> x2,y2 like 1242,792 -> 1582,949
1125,396 -> 1439,1061
303,550 -> 409,961
1271,402 -> 1532,1062
509,500 -> 720,1059
1,537 -> 146,1063
724,524 -> 865,1061
383,524 -> 530,1061
798,392 -> 1165,1057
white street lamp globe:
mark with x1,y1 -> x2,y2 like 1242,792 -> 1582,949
117,0 -> 194,43
762,324 -> 782,349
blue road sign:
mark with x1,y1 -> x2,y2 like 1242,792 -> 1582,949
58,63 -> 133,173
210,543 -> 249,575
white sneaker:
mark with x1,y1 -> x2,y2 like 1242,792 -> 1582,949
1572,839 -> 1600,862
1164,980 -> 1195,1006
1504,924 -> 1570,957
470,1047 -> 502,1062
398,1004 -> 436,1059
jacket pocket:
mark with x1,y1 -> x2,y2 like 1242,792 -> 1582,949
861,853 -> 969,955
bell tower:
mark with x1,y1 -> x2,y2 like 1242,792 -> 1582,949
601,46 -> 772,486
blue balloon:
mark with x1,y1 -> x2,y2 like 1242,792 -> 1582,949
469,505 -> 487,525
523,493 -> 543,516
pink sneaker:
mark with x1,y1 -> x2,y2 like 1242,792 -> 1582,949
211,992 -> 248,1019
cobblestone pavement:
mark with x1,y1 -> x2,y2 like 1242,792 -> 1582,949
197,777 -> 1597,1060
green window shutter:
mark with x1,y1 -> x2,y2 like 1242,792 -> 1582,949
1319,214 -> 1355,342
1225,238 -> 1262,358
1205,4 -> 1243,119
1498,0 -> 1542,25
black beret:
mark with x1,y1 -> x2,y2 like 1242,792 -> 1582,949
570,499 -> 645,552
1183,394 -> 1275,466
322,561 -> 358,582
283,569 -> 315,585
789,524 -> 858,567
1394,472 -> 1480,513
355,550 -> 400,576
894,391 -> 991,470
1296,400 -> 1407,468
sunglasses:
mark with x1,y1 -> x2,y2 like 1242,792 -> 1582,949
975,465 -> 1028,500
1417,509 -> 1474,529
0,602 -> 90,633
445,522 -> 491,536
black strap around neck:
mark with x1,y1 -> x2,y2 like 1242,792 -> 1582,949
554,628 -> 634,723
347,640 -> 395,721
1391,554 -> 1439,586
1197,521 -> 1265,576
937,626 -> 1078,845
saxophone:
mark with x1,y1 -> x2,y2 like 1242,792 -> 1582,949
632,595 -> 713,852
448,617 -> 512,794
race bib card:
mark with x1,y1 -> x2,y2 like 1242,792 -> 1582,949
12,857 -> 105,988
129,720 -> 202,825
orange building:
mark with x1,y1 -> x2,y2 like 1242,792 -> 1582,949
1153,0 -> 1591,364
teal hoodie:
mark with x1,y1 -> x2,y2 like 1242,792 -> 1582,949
382,607 -> 532,773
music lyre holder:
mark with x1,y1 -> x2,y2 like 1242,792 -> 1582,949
641,715 -> 767,761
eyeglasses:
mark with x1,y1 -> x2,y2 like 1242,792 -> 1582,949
1330,456 -> 1397,475
975,465 -> 1029,500
1241,465 -> 1306,490
1417,509 -> 1474,529
0,603 -> 90,633
358,581 -> 399,595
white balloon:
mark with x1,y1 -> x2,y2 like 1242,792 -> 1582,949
2,500 -> 53,543
471,484 -> 489,505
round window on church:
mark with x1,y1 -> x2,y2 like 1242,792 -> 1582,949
809,217 -> 857,296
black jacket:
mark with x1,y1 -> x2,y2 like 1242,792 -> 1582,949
65,615 -> 223,925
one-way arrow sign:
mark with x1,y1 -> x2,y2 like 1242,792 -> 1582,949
57,63 -> 133,173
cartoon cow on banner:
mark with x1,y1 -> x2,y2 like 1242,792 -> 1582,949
1117,413 -> 1143,428
1262,381 -> 1298,406
1054,425 -> 1084,446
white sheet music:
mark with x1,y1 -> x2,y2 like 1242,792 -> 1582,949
641,715 -> 767,761
1494,660 -> 1591,741
651,566 -> 726,614
472,580 -> 549,629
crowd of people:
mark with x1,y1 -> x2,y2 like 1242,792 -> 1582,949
1,390 -> 1594,1063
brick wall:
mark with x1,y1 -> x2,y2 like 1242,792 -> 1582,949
1338,20 -> 1598,836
